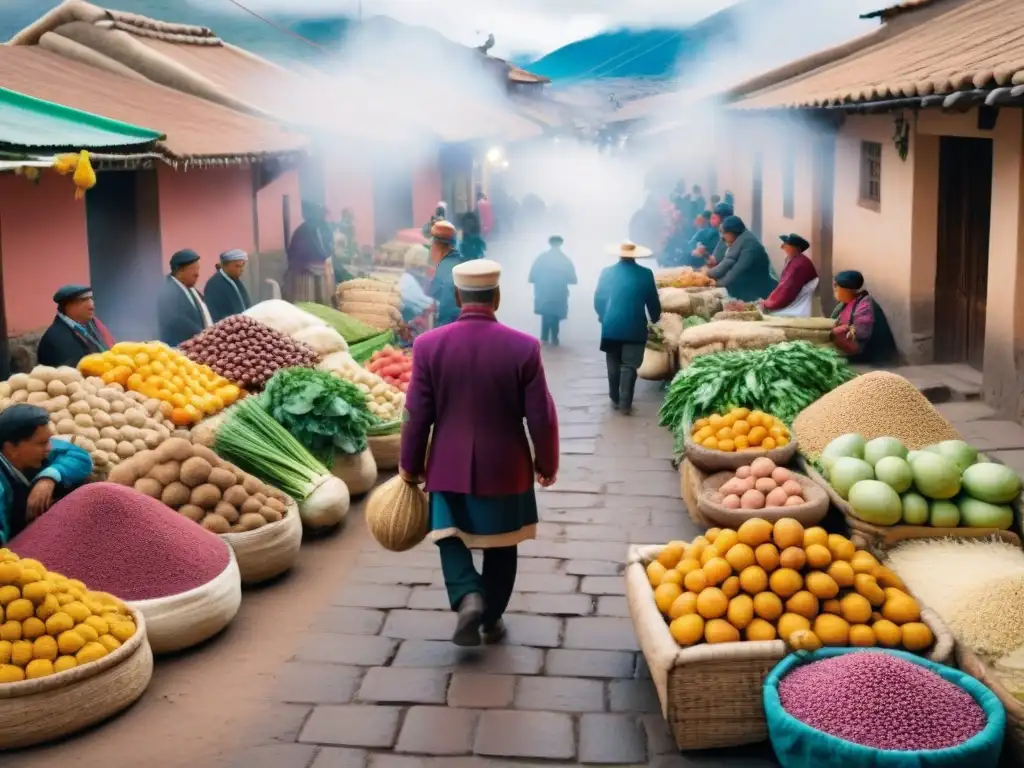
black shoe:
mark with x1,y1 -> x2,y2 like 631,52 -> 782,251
621,406 -> 633,416
453,593 -> 485,646
482,619 -> 507,644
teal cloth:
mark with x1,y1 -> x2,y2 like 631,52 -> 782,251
430,490 -> 538,539
764,648 -> 1006,768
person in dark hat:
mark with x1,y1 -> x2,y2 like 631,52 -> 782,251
685,210 -> 720,268
761,234 -> 819,317
0,404 -> 92,544
459,211 -> 488,261
157,249 -> 212,347
529,235 -> 578,346
204,249 -> 252,324
704,201 -> 735,266
36,285 -> 115,368
428,220 -> 463,327
831,270 -> 898,364
706,216 -> 778,302
286,201 -> 333,304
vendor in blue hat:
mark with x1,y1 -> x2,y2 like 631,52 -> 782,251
204,249 -> 252,323
157,249 -> 212,347
37,285 -> 115,368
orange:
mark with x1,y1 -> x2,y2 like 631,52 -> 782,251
708,414 -> 724,429
731,407 -> 751,419
734,435 -> 750,450
718,439 -> 736,453
747,413 -> 762,427
732,420 -> 750,436
716,427 -> 735,441
748,426 -> 768,446
762,438 -> 777,451
701,437 -> 719,450
693,418 -> 710,431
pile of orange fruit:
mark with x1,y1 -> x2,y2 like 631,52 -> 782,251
690,408 -> 791,453
79,343 -> 241,427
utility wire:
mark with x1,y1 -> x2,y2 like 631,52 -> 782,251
221,0 -> 327,49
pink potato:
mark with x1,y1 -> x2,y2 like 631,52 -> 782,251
765,488 -> 790,508
750,457 -> 776,479
723,494 -> 742,509
741,489 -> 766,510
784,495 -> 805,506
735,465 -> 752,479
771,467 -> 793,485
782,479 -> 804,497
755,477 -> 778,494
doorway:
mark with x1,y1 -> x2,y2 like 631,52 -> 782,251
85,169 -> 163,341
751,150 -> 764,240
934,136 -> 992,369
372,158 -> 414,246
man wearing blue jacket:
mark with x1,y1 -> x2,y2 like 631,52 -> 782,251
0,405 -> 93,544
594,241 -> 662,416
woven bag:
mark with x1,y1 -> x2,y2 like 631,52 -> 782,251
366,474 -> 429,552
221,502 -> 303,586
368,432 -> 401,470
332,449 -> 379,496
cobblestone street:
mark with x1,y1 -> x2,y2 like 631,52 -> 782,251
233,344 -> 781,768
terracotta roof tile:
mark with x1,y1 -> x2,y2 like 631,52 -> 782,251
861,0 -> 939,20
0,47 -> 307,160
734,0 -> 1024,109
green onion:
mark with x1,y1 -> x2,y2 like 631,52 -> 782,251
214,398 -> 328,500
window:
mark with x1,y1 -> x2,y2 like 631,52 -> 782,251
859,140 -> 882,209
782,144 -> 796,219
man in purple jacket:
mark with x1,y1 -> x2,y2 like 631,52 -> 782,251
399,259 -> 560,646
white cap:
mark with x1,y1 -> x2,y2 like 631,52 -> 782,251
453,259 -> 502,291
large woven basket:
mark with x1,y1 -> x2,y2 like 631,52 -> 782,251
684,434 -> 798,473
221,502 -> 303,586
799,458 -> 1022,552
626,544 -> 954,751
368,432 -> 401,470
958,646 -> 1024,762
638,346 -> 674,381
696,471 -> 828,527
0,607 -> 153,750
130,547 -> 242,654
679,460 -> 712,527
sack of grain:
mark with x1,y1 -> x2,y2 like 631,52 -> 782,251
342,289 -> 403,308
712,310 -> 762,322
658,313 -> 685,348
761,317 -> 836,331
366,474 -> 429,552
336,278 -> 393,293
680,320 -> 786,349
793,371 -> 962,458
776,328 -> 834,345
658,288 -> 692,315
638,346 -> 673,381
338,301 -> 402,328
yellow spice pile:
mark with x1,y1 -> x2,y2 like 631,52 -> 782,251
793,371 -> 961,457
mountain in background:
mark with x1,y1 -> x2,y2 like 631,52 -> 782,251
527,0 -> 759,82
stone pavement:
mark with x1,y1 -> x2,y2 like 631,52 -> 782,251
234,346 -> 780,768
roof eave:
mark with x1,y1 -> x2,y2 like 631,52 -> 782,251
732,85 -> 1024,114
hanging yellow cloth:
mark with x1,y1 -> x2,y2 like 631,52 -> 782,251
51,151 -> 96,199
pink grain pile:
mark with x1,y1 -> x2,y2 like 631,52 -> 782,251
778,652 -> 986,751
10,482 -> 231,600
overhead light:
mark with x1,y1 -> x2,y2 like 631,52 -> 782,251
486,147 -> 503,164
501,160 -> 510,168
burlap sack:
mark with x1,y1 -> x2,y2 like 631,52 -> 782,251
366,474 -> 429,552
680,321 -> 786,349
658,313 -> 685,349
658,288 -> 692,315
696,471 -> 828,526
712,310 -> 762,322
638,346 -> 673,381
341,289 -> 402,307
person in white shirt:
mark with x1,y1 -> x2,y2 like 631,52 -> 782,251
156,249 -> 213,347
399,244 -> 436,323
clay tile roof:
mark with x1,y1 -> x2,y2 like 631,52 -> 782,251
0,47 -> 307,161
733,0 -> 1024,110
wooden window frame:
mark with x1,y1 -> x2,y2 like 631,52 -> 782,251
859,140 -> 882,211
782,143 -> 796,219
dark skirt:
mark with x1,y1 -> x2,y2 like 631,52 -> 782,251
429,490 -> 538,549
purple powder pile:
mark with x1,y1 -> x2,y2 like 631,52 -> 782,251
10,482 -> 231,601
778,652 -> 986,751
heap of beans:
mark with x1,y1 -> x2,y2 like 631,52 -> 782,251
180,315 -> 318,390
9,483 -> 231,601
778,652 -> 986,751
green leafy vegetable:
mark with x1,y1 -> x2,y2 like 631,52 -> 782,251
214,398 -> 329,500
295,302 -> 380,343
659,341 -> 855,452
367,417 -> 402,436
261,367 -> 376,464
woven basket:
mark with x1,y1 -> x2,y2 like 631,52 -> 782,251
626,544 -> 955,751
696,471 -> 828,527
130,547 -> 242,654
684,435 -> 798,473
799,458 -> 1023,552
366,474 -> 429,552
332,449 -> 379,496
221,502 -> 303,586
0,607 -> 153,750
626,544 -> 787,749
368,432 -> 401,470
958,646 -> 1024,761
679,460 -> 713,527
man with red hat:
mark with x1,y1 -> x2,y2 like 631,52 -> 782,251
428,219 -> 462,327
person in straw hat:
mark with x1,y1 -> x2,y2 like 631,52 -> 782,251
427,219 -> 463,327
594,241 -> 661,415
399,259 -> 559,647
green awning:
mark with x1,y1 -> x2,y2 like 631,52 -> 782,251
0,87 -> 165,150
